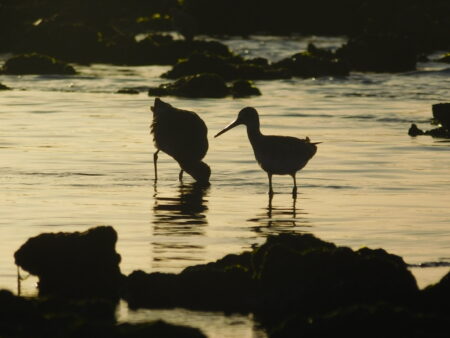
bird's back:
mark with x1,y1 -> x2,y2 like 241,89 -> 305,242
151,102 -> 208,164
253,135 -> 317,175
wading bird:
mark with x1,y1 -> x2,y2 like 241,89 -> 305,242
151,98 -> 210,184
215,107 -> 319,197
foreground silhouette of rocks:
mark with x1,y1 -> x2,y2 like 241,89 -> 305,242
11,226 -> 450,337
125,233 -> 450,336
14,226 -> 123,300
0,289 -> 206,338
409,103 -> 450,138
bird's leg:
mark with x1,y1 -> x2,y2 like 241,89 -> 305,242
292,174 -> 297,199
268,173 -> 274,197
179,169 -> 184,182
153,150 -> 159,181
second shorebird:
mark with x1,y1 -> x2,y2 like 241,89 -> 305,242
215,107 -> 319,197
151,98 -> 210,184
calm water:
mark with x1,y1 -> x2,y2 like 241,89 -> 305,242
1,36 -> 450,337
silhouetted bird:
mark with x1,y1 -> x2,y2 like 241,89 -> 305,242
151,98 -> 210,184
215,107 -> 319,197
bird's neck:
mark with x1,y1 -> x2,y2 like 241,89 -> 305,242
246,122 -> 262,146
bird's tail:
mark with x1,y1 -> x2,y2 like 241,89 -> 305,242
306,136 -> 322,145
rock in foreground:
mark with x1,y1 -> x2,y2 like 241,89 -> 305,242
124,233 -> 419,330
14,226 -> 123,299
0,289 -> 206,338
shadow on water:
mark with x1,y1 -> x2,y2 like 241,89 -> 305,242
248,194 -> 313,235
151,182 -> 210,269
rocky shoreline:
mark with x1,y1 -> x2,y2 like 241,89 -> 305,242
2,226 -> 449,337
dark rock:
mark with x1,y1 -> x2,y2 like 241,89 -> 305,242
1,53 -> 76,75
408,123 -> 425,136
124,233 -> 419,328
162,53 -> 237,80
0,82 -> 11,90
116,321 -> 206,338
437,53 -> 450,63
274,50 -> 350,78
231,80 -> 262,98
336,34 -> 418,73
270,303 -> 449,338
14,226 -> 123,299
149,73 -> 230,98
432,103 -> 450,129
163,52 -> 290,81
0,289 -> 205,338
13,19 -> 104,64
408,103 -> 450,138
421,271 -> 450,314
117,88 -> 140,94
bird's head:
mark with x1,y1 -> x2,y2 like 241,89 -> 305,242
183,161 -> 211,185
151,97 -> 172,113
214,107 -> 259,138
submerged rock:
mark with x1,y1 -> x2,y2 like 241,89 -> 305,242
117,88 -> 140,95
14,226 -> 123,299
0,82 -> 11,90
1,53 -> 76,75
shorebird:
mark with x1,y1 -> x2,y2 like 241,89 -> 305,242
151,98 -> 210,184
215,107 -> 319,197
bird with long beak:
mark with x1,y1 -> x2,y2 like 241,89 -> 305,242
215,107 -> 319,197
151,98 -> 210,184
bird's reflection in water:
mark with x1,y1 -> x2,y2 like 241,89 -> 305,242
248,193 -> 312,235
152,182 -> 209,270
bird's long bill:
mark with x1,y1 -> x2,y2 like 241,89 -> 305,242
214,119 -> 241,138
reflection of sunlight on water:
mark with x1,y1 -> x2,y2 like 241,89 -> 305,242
116,300 -> 267,338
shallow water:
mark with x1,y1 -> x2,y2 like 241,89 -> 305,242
1,36 -> 450,337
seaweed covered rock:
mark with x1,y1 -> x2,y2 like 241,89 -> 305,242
149,73 -> 229,98
274,44 -> 349,77
148,74 -> 262,98
1,53 -> 76,75
408,103 -> 450,138
124,233 -> 419,328
231,80 -> 262,98
336,34 -> 418,72
14,226 -> 123,299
